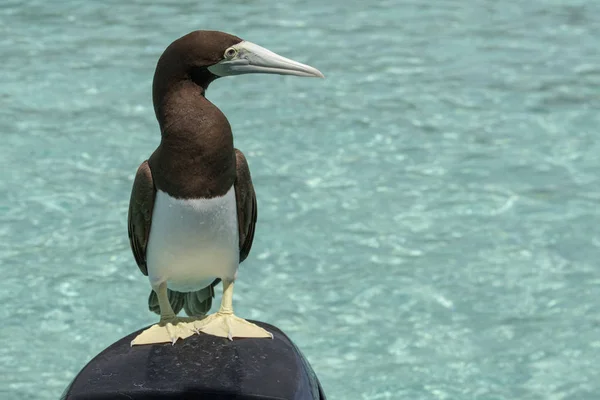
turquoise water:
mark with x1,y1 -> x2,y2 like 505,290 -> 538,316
1,0 -> 600,398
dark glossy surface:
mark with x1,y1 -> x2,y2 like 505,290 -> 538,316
61,321 -> 326,400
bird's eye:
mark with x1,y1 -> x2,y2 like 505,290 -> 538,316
225,48 -> 237,58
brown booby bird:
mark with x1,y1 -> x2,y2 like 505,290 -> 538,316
128,30 -> 323,345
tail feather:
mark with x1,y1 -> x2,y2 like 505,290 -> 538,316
148,289 -> 185,315
148,281 -> 218,318
183,287 -> 213,316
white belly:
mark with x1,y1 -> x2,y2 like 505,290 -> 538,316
146,186 -> 240,292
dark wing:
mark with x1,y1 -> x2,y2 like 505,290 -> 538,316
234,149 -> 257,263
127,160 -> 156,275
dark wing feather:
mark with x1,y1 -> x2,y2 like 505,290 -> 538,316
127,160 -> 156,275
234,149 -> 257,263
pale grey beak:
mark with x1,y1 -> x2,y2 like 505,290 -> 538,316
208,41 -> 324,78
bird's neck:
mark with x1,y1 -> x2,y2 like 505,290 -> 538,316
149,79 -> 236,199
154,79 -> 206,132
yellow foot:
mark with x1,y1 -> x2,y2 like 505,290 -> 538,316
193,312 -> 273,341
131,317 -> 199,346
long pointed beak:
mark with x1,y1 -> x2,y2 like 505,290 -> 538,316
208,41 -> 324,78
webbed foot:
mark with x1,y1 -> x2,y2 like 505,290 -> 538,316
131,316 -> 198,346
193,312 -> 273,340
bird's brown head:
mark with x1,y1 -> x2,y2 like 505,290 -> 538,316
152,30 -> 324,111
152,31 -> 242,102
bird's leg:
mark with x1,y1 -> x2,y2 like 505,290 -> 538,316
193,279 -> 273,340
131,282 -> 196,346
219,279 -> 234,315
156,282 -> 177,322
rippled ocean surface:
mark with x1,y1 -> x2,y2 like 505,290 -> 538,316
2,0 -> 600,399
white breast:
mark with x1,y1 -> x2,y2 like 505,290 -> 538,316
146,186 -> 240,292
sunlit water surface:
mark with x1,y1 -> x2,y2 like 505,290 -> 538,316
1,0 -> 600,399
